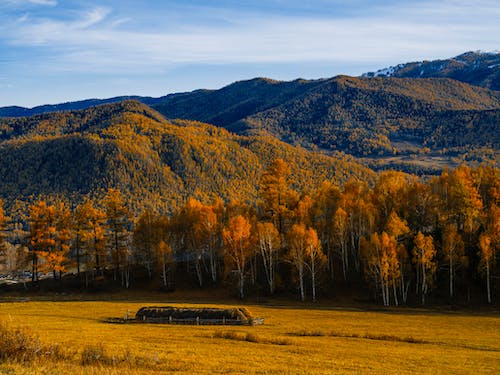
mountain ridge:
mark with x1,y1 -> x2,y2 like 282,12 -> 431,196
0,51 -> 498,175
2,51 -> 499,119
362,51 -> 500,90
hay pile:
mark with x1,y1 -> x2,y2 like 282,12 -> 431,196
135,306 -> 258,325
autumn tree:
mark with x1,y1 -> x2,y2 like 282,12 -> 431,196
361,232 -> 399,306
157,240 -> 175,290
341,180 -> 376,274
103,188 -> 131,287
413,232 -> 436,305
407,180 -> 438,233
167,198 -> 210,287
133,208 -> 159,279
303,227 -> 325,302
255,222 -> 280,295
0,199 -> 7,270
452,166 -> 483,235
28,201 -> 56,282
223,215 -> 252,298
385,211 -> 410,304
295,195 -> 314,227
26,200 -> 72,281
478,233 -> 494,303
441,224 -> 467,300
14,245 -> 31,289
194,202 -> 222,284
48,201 -> 73,280
310,181 -> 341,278
372,171 -> 410,227
287,224 -> 324,301
259,159 -> 299,235
434,167 -> 482,234
81,200 -> 107,277
332,207 -> 349,280
73,200 -> 90,277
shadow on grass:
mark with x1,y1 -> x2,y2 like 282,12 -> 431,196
288,330 -> 500,352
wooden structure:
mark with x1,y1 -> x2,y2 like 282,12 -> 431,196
134,306 -> 263,325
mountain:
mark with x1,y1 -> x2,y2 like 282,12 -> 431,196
2,75 -> 498,166
2,50 -> 498,119
362,51 -> 500,90
1,51 -> 498,168
0,100 -> 374,214
0,95 -> 165,118
154,76 -> 500,157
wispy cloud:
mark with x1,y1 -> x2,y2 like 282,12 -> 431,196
31,0 -> 57,5
3,1 -> 499,74
5,0 -> 57,6
1,0 -> 499,106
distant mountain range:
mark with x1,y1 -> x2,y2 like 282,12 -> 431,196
362,51 -> 500,90
0,51 -> 498,209
2,51 -> 498,119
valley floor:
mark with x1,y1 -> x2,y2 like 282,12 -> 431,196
0,295 -> 499,374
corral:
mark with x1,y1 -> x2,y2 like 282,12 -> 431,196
134,306 -> 264,325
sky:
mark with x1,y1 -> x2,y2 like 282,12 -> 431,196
0,0 -> 499,107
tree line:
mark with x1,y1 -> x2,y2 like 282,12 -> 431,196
0,161 -> 498,305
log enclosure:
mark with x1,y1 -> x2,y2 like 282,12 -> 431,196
134,306 -> 264,325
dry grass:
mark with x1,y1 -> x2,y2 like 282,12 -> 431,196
213,330 -> 291,345
0,297 -> 499,374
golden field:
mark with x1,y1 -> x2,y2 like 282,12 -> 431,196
0,295 -> 499,374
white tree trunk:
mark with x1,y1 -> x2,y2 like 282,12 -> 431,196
311,262 -> 316,303
299,266 -> 305,302
421,249 -> 426,305
449,255 -> 454,300
486,261 -> 491,304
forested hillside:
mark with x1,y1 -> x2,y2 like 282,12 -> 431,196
1,52 -> 498,169
0,100 -> 373,214
153,76 -> 500,159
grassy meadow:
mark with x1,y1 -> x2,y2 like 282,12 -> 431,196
0,295 -> 499,374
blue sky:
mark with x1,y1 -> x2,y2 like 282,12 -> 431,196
1,0 -> 499,107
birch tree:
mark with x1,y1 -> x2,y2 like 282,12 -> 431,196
442,224 -> 467,300
223,215 -> 252,299
413,232 -> 436,305
255,222 -> 280,295
303,227 -> 325,302
287,224 -> 308,301
478,234 -> 494,303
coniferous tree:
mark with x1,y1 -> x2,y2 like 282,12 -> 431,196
103,188 -> 131,287
259,159 -> 298,236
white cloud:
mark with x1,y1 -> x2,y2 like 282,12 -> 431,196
2,1 -> 500,73
30,0 -> 57,5
5,0 -> 57,6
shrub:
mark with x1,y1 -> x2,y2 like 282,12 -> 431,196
0,321 -> 42,363
81,344 -> 110,366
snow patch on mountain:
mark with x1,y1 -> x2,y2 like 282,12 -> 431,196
362,63 -> 405,77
